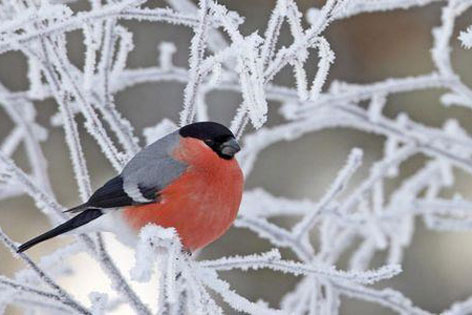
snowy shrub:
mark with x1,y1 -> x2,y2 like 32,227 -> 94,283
1,0 -> 472,314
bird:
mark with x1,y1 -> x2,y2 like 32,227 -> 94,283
18,121 -> 244,253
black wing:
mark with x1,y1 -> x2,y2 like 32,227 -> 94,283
19,176 -> 161,251
67,134 -> 187,213
90,176 -> 136,208
66,176 -> 159,213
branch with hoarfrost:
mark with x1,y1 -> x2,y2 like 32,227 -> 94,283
292,147 -> 362,238
0,152 -> 151,314
180,0 -> 210,126
444,296 -> 472,315
0,276 -> 78,313
1,0 -> 472,314
201,250 -> 402,285
0,229 -> 90,314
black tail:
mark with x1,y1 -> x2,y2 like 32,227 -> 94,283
17,209 -> 103,252
63,203 -> 89,213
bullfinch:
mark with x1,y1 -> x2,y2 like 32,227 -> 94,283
18,122 -> 244,252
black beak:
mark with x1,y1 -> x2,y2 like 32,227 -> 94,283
220,138 -> 241,157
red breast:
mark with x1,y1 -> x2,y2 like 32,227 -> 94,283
122,137 -> 244,251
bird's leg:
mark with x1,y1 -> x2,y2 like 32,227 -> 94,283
181,247 -> 193,257
175,271 -> 182,281
173,248 -> 193,283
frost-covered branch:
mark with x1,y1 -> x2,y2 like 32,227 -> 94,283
0,229 -> 90,314
2,0 -> 472,314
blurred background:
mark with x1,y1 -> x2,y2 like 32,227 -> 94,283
1,0 -> 472,314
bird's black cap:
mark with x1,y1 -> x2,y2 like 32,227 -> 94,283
179,122 -> 235,141
179,122 -> 240,159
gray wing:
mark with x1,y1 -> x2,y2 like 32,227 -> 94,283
85,132 -> 187,210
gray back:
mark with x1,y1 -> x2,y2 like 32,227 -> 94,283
121,131 -> 187,191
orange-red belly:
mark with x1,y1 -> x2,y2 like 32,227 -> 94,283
122,138 -> 244,251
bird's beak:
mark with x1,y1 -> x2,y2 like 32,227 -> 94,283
220,138 -> 241,157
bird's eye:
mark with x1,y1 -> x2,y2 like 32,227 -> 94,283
204,139 -> 214,146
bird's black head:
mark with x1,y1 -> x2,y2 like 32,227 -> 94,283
179,122 -> 241,159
